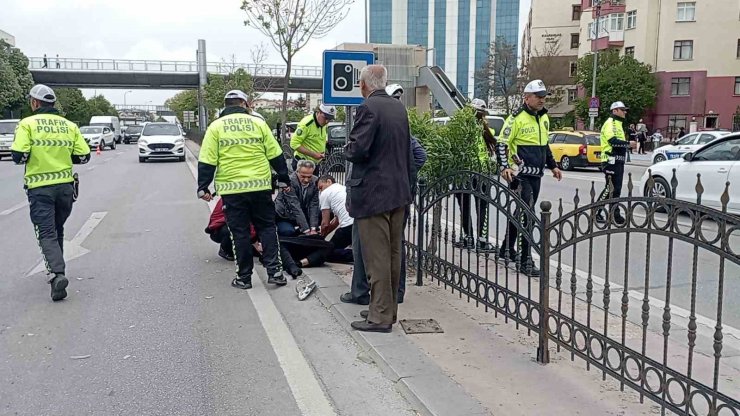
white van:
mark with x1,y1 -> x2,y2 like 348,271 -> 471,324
432,115 -> 506,136
0,119 -> 20,160
89,116 -> 122,144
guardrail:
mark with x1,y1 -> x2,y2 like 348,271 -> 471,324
28,57 -> 323,78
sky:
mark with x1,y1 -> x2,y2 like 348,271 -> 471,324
1,0 -> 531,106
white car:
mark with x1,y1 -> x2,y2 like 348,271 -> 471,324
0,119 -> 20,160
642,133 -> 740,214
137,122 -> 185,163
652,131 -> 731,164
80,126 -> 116,150
432,115 -> 506,135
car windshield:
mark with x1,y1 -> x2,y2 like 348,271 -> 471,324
585,135 -> 600,145
485,117 -> 504,134
127,126 -> 143,134
81,127 -> 103,134
329,126 -> 346,139
142,124 -> 180,136
675,136 -> 695,145
0,121 -> 19,135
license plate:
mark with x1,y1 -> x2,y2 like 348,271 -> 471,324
0,146 -> 8,150
156,148 -> 170,152
666,153 -> 682,160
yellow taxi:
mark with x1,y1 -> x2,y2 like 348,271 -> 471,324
548,130 -> 603,170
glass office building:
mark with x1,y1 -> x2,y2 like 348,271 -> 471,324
368,0 -> 519,97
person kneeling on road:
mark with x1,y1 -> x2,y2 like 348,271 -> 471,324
197,89 -> 290,290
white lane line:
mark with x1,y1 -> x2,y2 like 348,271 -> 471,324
87,166 -> 96,171
116,151 -> 124,155
0,201 -> 28,216
25,211 -> 107,278
184,146 -> 336,414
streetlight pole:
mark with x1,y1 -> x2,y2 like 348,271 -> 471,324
589,0 -> 602,131
124,90 -> 132,107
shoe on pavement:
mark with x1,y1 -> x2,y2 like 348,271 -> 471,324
50,273 -> 68,301
614,213 -> 627,225
231,276 -> 253,289
296,278 -> 317,300
497,249 -> 518,264
453,235 -> 474,250
218,248 -> 235,262
340,292 -> 369,305
516,261 -> 541,278
351,320 -> 392,333
477,239 -> 495,252
268,272 -> 288,286
595,212 -> 607,224
288,267 -> 303,279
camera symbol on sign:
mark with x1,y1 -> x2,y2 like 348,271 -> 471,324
333,63 -> 361,92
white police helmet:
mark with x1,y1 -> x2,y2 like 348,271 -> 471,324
385,84 -> 404,98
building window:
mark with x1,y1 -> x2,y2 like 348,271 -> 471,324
737,39 -> 740,58
735,77 -> 740,95
568,89 -> 578,104
627,11 -> 637,29
610,13 -> 624,31
569,62 -> 578,77
625,46 -> 635,57
570,33 -> 580,49
668,115 -> 688,138
572,5 -> 582,21
671,77 -> 691,96
673,40 -> 694,60
587,23 -> 594,40
677,2 -> 696,21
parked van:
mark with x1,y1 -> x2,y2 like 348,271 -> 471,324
89,116 -> 122,144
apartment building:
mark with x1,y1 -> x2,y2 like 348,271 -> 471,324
0,29 -> 15,46
367,0 -> 520,98
520,0 -> 583,119
578,0 -> 740,133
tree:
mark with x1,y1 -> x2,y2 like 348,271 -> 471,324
165,90 -> 198,123
0,40 -> 33,117
241,0 -> 353,142
86,95 -> 119,121
335,106 -> 346,123
249,42 -> 281,100
293,94 -> 307,111
574,49 -> 658,127
474,36 -> 521,115
56,88 -> 90,124
204,68 -> 255,118
525,37 -> 566,110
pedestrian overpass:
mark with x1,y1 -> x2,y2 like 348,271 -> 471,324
28,57 -> 323,93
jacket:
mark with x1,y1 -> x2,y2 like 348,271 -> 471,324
345,90 -> 412,219
10,107 -> 90,189
496,104 -> 557,177
290,113 -> 327,163
600,115 -> 630,164
274,172 -> 320,232
205,198 -> 258,241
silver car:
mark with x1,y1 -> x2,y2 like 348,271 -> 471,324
0,119 -> 20,160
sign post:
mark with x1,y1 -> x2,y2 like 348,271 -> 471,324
588,97 -> 600,129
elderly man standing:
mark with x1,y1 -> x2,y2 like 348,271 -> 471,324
345,65 -> 412,333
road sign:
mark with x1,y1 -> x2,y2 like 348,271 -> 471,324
589,97 -> 600,109
588,108 -> 599,117
183,111 -> 195,123
322,50 -> 375,106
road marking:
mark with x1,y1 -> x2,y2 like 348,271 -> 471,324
87,166 -> 96,171
553,172 -> 643,188
116,151 -> 124,155
0,201 -> 28,216
104,157 -> 113,162
25,211 -> 107,278
184,146 -> 335,413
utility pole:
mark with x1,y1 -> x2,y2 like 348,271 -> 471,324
589,0 -> 602,131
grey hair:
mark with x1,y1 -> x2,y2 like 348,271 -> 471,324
297,159 -> 316,171
360,65 -> 387,92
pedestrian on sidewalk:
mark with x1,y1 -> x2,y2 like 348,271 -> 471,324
10,84 -> 91,301
596,102 -> 630,225
340,84 -> 426,307
636,119 -> 648,154
197,89 -> 291,290
497,80 -> 562,278
652,129 -> 664,150
345,65 -> 412,333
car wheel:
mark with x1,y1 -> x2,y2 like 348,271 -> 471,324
653,154 -> 666,164
139,157 -> 146,163
560,156 -> 572,171
110,139 -> 116,150
99,140 -> 106,151
124,139 -> 129,145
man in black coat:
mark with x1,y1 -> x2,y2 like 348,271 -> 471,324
345,64 -> 412,333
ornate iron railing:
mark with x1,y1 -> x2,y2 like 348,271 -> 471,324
408,169 -> 739,415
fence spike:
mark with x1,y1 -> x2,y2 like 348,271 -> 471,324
695,174 -> 704,205
573,188 -> 580,208
627,173 -> 634,197
590,181 -> 596,203
721,182 -> 730,213
671,168 -> 679,196
558,198 -> 563,216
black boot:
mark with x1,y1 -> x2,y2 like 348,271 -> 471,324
50,273 -> 68,301
231,276 -> 253,289
268,272 -> 288,286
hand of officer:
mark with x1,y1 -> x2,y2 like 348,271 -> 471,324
316,152 -> 325,160
501,168 -> 515,183
552,168 -> 563,182
199,191 -> 213,202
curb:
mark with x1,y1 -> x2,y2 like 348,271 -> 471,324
305,267 -> 491,416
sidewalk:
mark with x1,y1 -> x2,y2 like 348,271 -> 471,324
626,152 -> 653,167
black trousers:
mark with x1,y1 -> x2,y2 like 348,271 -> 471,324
327,224 -> 353,263
502,176 -> 541,263
598,163 -> 625,201
222,191 -> 282,279
210,226 -> 234,256
27,183 -> 75,275
454,178 -> 489,239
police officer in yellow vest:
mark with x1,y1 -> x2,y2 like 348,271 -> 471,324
497,80 -> 563,277
11,84 -> 90,301
290,104 -> 336,170
596,101 -> 630,224
198,90 -> 291,290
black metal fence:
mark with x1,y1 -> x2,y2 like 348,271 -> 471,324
406,170 -> 739,415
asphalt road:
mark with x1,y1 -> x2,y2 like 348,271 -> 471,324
0,145 -> 414,416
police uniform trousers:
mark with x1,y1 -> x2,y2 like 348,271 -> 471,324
502,175 -> 541,264
598,163 -> 625,201
27,183 -> 75,276
222,190 -> 283,278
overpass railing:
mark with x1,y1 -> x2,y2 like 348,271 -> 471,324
28,57 -> 322,78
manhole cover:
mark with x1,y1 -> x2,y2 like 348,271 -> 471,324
399,319 -> 444,334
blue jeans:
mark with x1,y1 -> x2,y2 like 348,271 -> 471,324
276,221 -> 297,237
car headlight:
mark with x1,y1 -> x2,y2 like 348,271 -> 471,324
138,140 -> 148,146
175,139 -> 184,145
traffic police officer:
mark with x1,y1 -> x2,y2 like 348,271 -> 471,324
596,101 -> 630,224
497,80 -> 563,277
197,90 -> 291,289
11,84 -> 90,301
290,104 -> 336,170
